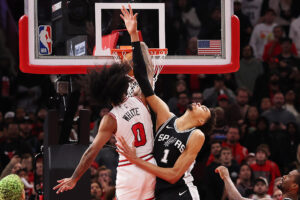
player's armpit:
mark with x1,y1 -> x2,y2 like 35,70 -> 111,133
145,95 -> 173,130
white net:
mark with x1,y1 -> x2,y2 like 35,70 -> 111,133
111,48 -> 167,97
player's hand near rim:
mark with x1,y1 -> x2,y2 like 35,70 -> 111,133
120,5 -> 139,42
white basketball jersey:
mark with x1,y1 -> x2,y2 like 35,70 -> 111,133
110,97 -> 154,163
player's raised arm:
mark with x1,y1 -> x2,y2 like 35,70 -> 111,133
215,166 -> 251,200
120,5 -> 172,128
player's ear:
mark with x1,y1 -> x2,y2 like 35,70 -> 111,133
198,119 -> 205,126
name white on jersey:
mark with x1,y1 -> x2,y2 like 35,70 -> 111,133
110,97 -> 154,160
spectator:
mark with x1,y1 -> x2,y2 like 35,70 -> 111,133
198,6 -> 221,39
177,0 -> 201,39
236,164 -> 255,198
286,122 -> 300,163
284,90 -> 300,119
222,125 -> 249,164
0,155 -> 21,179
233,0 -> 252,48
288,143 -> 300,171
91,181 -> 103,200
236,88 -> 251,120
167,80 -> 187,111
95,136 -> 118,184
256,144 -> 281,179
217,94 -> 230,111
245,152 -> 256,166
259,97 -> 272,113
240,106 -> 260,144
34,158 -> 43,196
206,140 -> 222,166
186,37 -> 198,55
276,37 -> 300,70
191,92 -> 203,104
0,122 -> 32,168
250,177 -> 272,199
268,0 -> 293,27
250,9 -> 277,59
97,166 -> 113,196
90,161 -> 99,181
15,108 -> 26,124
244,117 -> 272,153
204,147 -> 223,200
219,147 -> 240,199
210,107 -> 228,142
90,106 -> 110,139
262,92 -> 296,125
4,111 -> 15,124
170,91 -> 190,116
235,45 -> 264,93
220,147 -> 240,181
253,72 -> 282,106
272,188 -> 283,200
263,26 -> 298,62
250,146 -> 281,194
19,116 -> 39,154
289,14 -> 300,56
203,75 -> 236,107
241,0 -> 269,26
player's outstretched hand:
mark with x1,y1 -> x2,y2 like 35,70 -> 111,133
52,177 -> 77,194
120,4 -> 138,36
116,136 -> 138,163
215,166 -> 230,180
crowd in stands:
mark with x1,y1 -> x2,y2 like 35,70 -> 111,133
1,0 -> 300,199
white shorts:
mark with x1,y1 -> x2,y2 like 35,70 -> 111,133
115,157 -> 156,200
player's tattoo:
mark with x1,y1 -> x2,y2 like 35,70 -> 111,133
71,145 -> 95,180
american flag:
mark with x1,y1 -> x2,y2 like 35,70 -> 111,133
197,40 -> 221,56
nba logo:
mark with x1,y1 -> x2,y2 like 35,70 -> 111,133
39,25 -> 52,55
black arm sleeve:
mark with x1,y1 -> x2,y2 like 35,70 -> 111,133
132,41 -> 154,97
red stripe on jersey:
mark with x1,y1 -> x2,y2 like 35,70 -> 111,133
119,153 -> 152,163
118,156 -> 153,167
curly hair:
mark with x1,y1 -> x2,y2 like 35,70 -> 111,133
0,174 -> 24,200
84,63 -> 132,106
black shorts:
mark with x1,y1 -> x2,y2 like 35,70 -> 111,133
155,185 -> 199,200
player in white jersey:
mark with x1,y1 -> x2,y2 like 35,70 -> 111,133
110,96 -> 156,199
53,42 -> 157,199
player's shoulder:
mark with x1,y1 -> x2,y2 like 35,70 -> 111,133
190,129 -> 205,141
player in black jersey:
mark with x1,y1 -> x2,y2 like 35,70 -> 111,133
117,6 -> 216,200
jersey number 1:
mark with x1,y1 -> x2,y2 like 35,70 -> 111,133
132,122 -> 147,147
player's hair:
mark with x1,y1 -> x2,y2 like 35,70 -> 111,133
84,63 -> 132,106
199,108 -> 216,135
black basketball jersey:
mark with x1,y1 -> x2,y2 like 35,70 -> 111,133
153,115 -> 197,195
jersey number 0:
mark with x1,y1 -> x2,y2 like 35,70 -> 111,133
132,122 -> 147,147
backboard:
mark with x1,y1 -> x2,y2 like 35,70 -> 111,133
19,0 -> 240,74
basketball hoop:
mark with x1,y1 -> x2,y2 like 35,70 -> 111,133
111,48 -> 168,96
